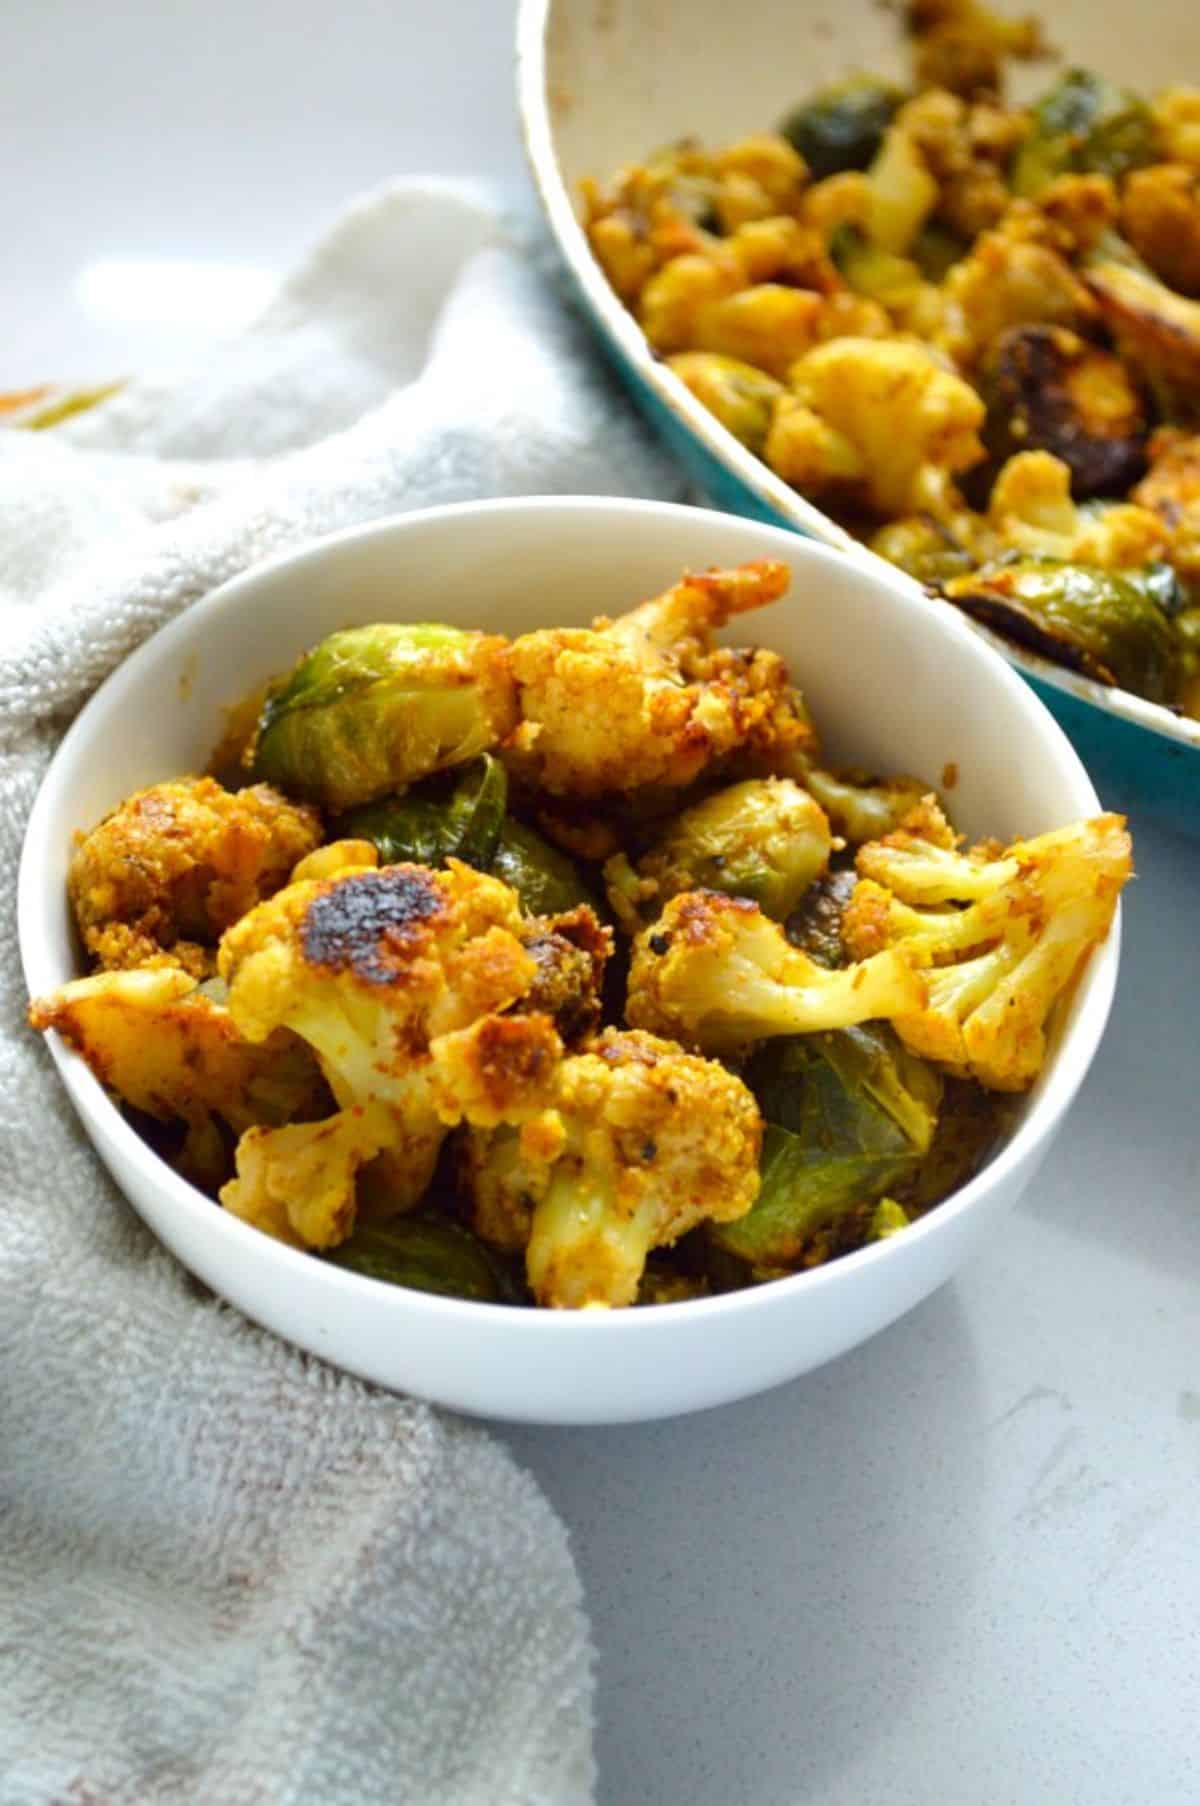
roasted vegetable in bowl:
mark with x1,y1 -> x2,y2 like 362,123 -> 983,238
29,560 -> 1131,1310
582,10 -> 1200,719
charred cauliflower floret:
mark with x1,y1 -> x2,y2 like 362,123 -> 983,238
504,560 -> 813,800
68,777 -> 321,976
626,889 -> 925,1055
216,860 -> 543,1245
842,801 -> 1133,1090
765,338 -> 986,518
986,451 -> 1168,566
1120,163 -> 1200,299
460,1028 -> 762,1309
27,966 -> 326,1192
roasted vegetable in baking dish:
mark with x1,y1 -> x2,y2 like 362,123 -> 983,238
583,15 -> 1200,716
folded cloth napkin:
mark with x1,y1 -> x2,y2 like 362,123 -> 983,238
0,180 -> 687,1805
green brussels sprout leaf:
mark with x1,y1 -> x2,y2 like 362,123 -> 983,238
341,754 -> 509,870
489,817 -> 600,916
326,1212 -> 512,1303
711,1025 -> 942,1265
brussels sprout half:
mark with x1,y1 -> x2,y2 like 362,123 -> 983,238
944,556 -> 1183,701
253,623 -> 516,811
780,76 -> 905,180
617,778 -> 832,925
666,353 -> 785,457
981,325 -> 1150,501
1012,69 -> 1157,198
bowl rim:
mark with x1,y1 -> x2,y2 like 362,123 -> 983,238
514,0 -> 1200,759
18,494 -> 1121,1342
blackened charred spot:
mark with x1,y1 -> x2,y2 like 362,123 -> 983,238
302,867 -> 444,985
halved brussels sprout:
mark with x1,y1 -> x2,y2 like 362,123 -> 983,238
1012,70 -> 1157,198
326,1211 -> 513,1302
666,353 -> 785,456
607,778 -> 832,926
944,556 -> 1183,700
981,325 -> 1150,500
252,623 -> 517,811
340,755 -> 508,871
780,76 -> 905,180
710,1025 -> 942,1265
871,514 -> 976,588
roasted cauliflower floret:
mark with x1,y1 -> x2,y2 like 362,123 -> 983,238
1120,163 -> 1200,299
68,777 -> 321,976
987,451 -> 1168,566
1133,428 -> 1200,601
897,89 -> 1031,238
28,965 -> 326,1191
222,1110 -> 388,1250
942,219 -> 1099,365
766,338 -> 986,518
626,889 -> 925,1055
217,860 -> 541,1241
460,1028 -> 762,1308
504,560 -> 811,799
842,802 -> 1133,1090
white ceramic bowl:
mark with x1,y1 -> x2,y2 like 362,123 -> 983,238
19,498 -> 1120,1424
517,0 -> 1200,827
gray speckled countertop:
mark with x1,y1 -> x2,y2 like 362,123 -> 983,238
507,816 -> 1200,1805
12,4 -> 1199,1795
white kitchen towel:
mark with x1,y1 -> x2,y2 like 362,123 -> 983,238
0,179 -> 688,1806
